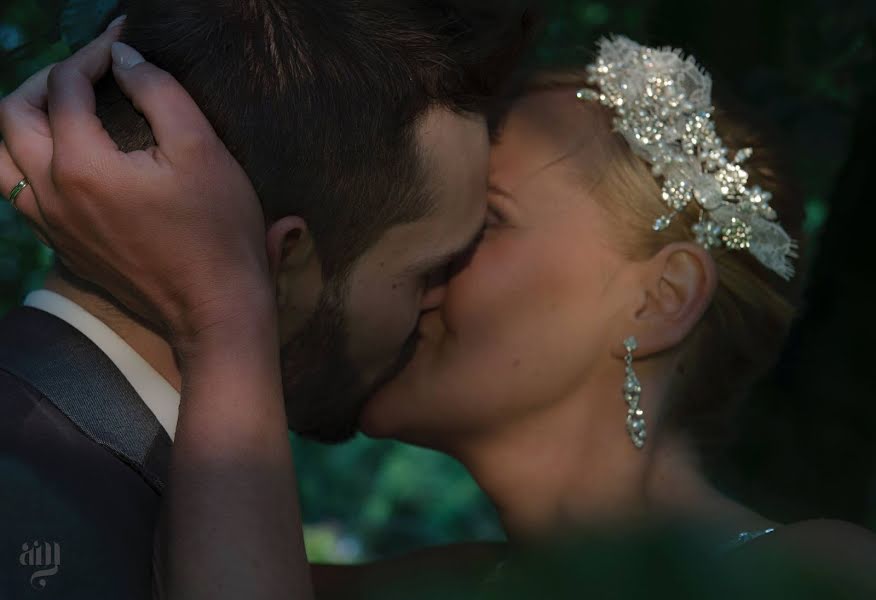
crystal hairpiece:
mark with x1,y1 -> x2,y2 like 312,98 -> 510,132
577,36 -> 797,280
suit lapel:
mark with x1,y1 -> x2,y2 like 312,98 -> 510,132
0,307 -> 171,493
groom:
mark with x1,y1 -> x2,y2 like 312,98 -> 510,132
0,1 -> 525,597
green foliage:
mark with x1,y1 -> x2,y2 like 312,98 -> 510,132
60,0 -> 118,49
292,435 -> 503,561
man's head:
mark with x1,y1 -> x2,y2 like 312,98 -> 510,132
93,0 -> 527,441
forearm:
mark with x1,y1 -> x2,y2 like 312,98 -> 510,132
162,302 -> 312,600
0,25 -> 309,598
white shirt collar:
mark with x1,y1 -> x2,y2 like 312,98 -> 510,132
23,289 -> 180,441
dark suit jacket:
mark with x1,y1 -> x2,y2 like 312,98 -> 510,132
0,307 -> 172,599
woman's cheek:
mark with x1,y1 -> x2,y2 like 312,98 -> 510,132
442,237 -> 522,335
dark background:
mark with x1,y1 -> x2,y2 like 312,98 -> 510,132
1,0 -> 874,562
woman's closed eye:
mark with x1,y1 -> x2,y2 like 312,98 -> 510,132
486,183 -> 514,229
485,205 -> 505,228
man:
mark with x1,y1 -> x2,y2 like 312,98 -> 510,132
0,2 -> 526,597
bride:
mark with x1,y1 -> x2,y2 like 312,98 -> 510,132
360,38 -> 800,543
3,30 -> 874,598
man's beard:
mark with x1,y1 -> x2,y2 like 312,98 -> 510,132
280,281 -> 419,444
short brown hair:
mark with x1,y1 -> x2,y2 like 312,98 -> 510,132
95,0 -> 529,277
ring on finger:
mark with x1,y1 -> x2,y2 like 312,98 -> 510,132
7,178 -> 29,210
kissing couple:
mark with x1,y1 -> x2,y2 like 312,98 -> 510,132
1,1 -> 874,598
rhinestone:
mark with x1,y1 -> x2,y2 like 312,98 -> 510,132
653,215 -> 672,231
693,220 -> 723,249
734,148 -> 753,164
721,218 -> 752,250
624,376 -> 641,395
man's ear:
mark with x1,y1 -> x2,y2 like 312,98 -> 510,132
266,216 -> 312,279
622,242 -> 718,358
266,216 -> 322,318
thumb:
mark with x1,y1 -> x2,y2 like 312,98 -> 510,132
110,42 -> 220,161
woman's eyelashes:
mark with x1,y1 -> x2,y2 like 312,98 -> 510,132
485,205 -> 505,228
422,203 -> 505,287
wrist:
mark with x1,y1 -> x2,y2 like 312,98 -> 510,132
173,286 -> 279,365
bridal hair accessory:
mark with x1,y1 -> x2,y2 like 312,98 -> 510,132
577,36 -> 797,280
623,336 -> 646,449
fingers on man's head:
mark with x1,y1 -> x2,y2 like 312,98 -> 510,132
44,15 -> 128,155
0,18 -> 126,245
0,15 -> 124,132
65,18 -> 127,83
110,43 -> 221,161
3,64 -> 54,114
0,64 -> 54,175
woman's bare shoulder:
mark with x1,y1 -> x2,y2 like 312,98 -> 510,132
744,518 -> 876,589
768,518 -> 876,551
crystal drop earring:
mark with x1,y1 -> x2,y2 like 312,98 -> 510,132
623,336 -> 647,449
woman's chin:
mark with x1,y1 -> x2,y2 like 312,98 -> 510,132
357,408 -> 390,439
360,375 -> 424,439
358,339 -> 437,440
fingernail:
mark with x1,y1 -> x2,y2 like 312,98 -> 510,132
111,42 -> 144,69
106,15 -> 127,31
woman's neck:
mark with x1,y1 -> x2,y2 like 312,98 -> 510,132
454,369 -> 776,542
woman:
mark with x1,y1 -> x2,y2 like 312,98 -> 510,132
4,31 -> 875,597
361,37 -> 801,543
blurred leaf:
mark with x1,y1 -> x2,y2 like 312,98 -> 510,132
575,3 -> 611,26
16,39 -> 70,74
804,196 -> 829,235
0,24 -> 25,51
60,0 -> 119,50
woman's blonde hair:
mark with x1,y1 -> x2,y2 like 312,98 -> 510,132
525,70 -> 807,456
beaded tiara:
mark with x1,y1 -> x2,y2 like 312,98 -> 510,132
577,36 -> 797,280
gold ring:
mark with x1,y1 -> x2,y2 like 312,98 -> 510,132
7,178 -> 29,210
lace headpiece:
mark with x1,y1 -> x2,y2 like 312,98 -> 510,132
577,36 -> 797,280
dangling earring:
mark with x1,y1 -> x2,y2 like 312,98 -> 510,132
623,336 -> 647,449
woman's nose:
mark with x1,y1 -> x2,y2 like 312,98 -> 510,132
420,282 -> 447,311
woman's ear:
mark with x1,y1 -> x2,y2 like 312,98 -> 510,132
266,216 -> 312,281
627,242 -> 718,357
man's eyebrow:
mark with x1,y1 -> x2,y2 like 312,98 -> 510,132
407,220 -> 485,275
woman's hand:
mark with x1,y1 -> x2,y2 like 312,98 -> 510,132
0,26 -> 271,346
1,29 -> 312,600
